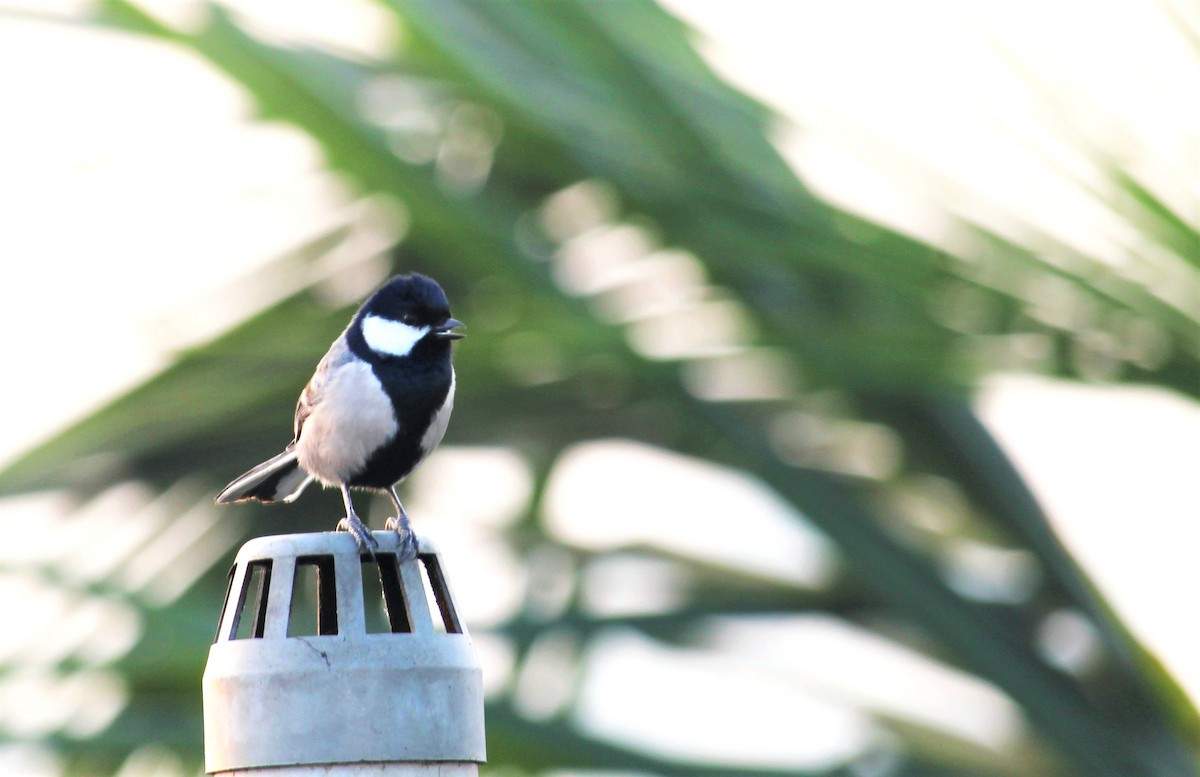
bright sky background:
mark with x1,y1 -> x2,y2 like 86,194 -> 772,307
3,0 -> 1200,772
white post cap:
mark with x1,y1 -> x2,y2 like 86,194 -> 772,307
203,532 -> 486,773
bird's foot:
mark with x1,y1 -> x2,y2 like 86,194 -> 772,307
337,514 -> 379,554
384,516 -> 418,562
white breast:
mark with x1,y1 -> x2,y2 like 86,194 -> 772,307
296,360 -> 399,485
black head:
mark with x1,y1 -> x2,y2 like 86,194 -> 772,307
352,273 -> 465,360
364,273 -> 453,323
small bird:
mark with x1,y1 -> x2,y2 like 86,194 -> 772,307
216,273 -> 464,555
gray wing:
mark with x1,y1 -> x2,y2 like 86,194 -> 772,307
293,332 -> 356,443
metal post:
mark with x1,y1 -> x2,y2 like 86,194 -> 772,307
203,532 -> 486,775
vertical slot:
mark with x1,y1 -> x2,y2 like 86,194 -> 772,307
288,555 -> 339,637
378,554 -> 412,633
361,555 -> 392,634
419,554 -> 462,634
213,565 -> 235,644
361,555 -> 413,633
229,560 -> 272,640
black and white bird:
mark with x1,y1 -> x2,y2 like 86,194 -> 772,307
216,273 -> 464,555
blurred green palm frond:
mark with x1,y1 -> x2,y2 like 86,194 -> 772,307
2,1 -> 1199,776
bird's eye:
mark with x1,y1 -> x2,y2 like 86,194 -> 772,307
401,313 -> 417,325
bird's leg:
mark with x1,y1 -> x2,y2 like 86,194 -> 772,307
383,487 -> 411,533
384,486 -> 417,561
336,484 -> 378,553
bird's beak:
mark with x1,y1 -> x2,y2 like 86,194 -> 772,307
434,317 -> 466,340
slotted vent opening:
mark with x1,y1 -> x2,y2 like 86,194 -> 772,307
361,554 -> 413,634
214,565 -> 236,644
289,555 -> 339,637
420,553 -> 462,634
229,560 -> 273,640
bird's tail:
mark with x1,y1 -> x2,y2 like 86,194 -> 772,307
215,448 -> 314,505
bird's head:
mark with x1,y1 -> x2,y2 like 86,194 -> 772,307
355,273 -> 465,359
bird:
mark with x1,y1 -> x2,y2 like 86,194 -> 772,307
215,273 -> 464,556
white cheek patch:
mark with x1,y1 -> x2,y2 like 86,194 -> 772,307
362,314 -> 428,357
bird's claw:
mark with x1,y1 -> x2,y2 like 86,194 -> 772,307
337,514 -> 379,554
384,516 -> 418,562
